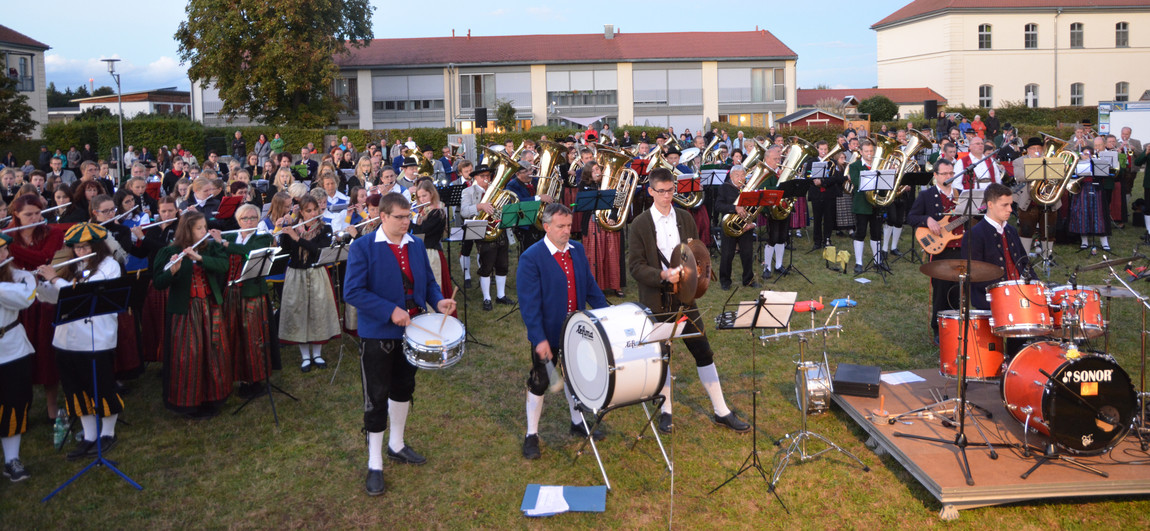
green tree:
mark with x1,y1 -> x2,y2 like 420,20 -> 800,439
92,86 -> 116,97
176,0 -> 374,127
0,75 -> 36,142
76,107 -> 113,121
858,95 -> 899,122
495,99 -> 518,132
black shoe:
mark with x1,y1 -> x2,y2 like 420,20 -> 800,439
657,412 -> 673,434
482,299 -> 493,311
496,296 -> 515,306
3,459 -> 29,482
1080,243 -> 1089,250
522,434 -> 541,460
300,360 -> 313,373
98,435 -> 117,454
614,290 -> 625,297
570,422 -> 606,441
365,469 -> 385,496
890,248 -> 903,257
464,278 -> 472,289
720,283 -> 731,291
853,264 -> 864,274
761,268 -> 772,280
66,439 -> 97,461
313,357 -> 327,369
387,445 -> 427,465
1103,245 -> 1112,252
713,412 -> 751,433
933,333 -> 940,346
743,281 -> 760,288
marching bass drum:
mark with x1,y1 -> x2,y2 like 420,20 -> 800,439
561,302 -> 667,414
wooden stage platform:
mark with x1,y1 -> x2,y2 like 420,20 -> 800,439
832,369 -> 1150,520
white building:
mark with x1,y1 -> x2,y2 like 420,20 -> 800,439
1,23 -> 49,138
72,87 -> 191,118
873,0 -> 1150,108
192,27 -> 799,132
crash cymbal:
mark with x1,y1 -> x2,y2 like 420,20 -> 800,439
668,243 -> 698,305
1091,285 -> 1138,298
1077,255 -> 1144,273
919,259 -> 1004,283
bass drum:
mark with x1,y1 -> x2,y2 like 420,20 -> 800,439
562,302 -> 667,414
1002,341 -> 1137,455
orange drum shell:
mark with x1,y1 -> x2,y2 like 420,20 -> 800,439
938,310 -> 1004,380
1049,287 -> 1105,340
987,280 -> 1051,337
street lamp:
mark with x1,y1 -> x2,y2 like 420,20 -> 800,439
101,58 -> 124,182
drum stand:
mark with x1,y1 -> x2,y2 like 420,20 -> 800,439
773,228 -> 812,285
571,395 -> 673,492
764,321 -> 868,492
1101,265 -> 1150,450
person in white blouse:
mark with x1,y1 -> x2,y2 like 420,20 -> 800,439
0,234 -> 37,481
35,223 -> 124,462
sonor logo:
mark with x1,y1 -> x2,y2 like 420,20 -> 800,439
1062,370 -> 1113,383
575,324 -> 595,341
1082,434 -> 1094,447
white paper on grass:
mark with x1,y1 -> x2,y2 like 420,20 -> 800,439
880,371 -> 926,385
526,486 -> 569,516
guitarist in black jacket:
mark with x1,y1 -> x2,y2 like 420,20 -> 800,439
907,159 -> 962,343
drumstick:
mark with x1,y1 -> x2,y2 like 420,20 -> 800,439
407,320 -> 439,337
438,290 -> 458,333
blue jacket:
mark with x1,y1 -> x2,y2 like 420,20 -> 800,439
961,219 -> 1034,310
516,239 -> 609,349
506,177 -> 538,201
344,232 -> 444,339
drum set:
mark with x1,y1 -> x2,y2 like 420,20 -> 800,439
907,255 -> 1145,480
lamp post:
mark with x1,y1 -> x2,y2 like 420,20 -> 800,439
101,58 -> 124,181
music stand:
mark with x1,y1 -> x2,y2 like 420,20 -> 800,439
230,247 -> 298,425
43,276 -> 143,502
890,171 -> 934,266
708,289 -> 792,512
451,219 -> 490,346
574,190 -> 617,213
494,202 -> 541,322
775,180 -> 812,284
1025,157 -> 1068,275
856,170 -> 897,281
312,242 -> 356,385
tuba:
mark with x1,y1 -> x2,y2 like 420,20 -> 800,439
768,137 -> 818,220
648,149 -> 704,209
865,129 -> 931,207
720,161 -> 774,237
472,146 -> 522,241
1028,133 -> 1082,206
532,140 -> 569,230
699,135 -> 724,166
592,146 -> 641,231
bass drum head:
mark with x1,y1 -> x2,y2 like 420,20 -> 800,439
1044,354 -> 1137,455
562,310 -> 612,412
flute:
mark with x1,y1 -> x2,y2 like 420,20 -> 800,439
219,227 -> 267,235
274,213 -> 324,234
352,216 -> 380,230
101,205 -> 141,226
137,217 -> 177,230
49,254 -> 90,271
1,220 -> 47,234
162,233 -> 213,271
42,202 -> 71,214
0,257 -> 12,269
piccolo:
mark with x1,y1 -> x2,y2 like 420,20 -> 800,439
1,220 -> 47,234
101,205 -> 140,226
162,233 -> 213,271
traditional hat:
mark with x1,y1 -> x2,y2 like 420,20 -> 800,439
0,233 -> 11,248
420,145 -> 434,153
400,157 -> 420,168
471,164 -> 493,176
1026,137 -> 1044,148
63,222 -> 108,246
663,143 -> 682,156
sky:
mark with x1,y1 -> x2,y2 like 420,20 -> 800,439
4,0 -> 913,94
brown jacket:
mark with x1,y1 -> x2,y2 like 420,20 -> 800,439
628,206 -> 698,314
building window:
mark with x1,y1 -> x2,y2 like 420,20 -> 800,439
1116,22 -> 1129,48
978,24 -> 992,49
1025,84 -> 1039,108
546,91 -> 617,107
750,68 -> 785,102
4,53 -> 34,92
459,74 -> 494,109
333,77 -> 358,115
1070,23 -> 1084,48
978,85 -> 992,108
371,100 -> 444,111
1024,23 -> 1038,49
1070,83 -> 1084,106
1116,82 -> 1130,102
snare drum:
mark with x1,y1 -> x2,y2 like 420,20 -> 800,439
403,313 -> 466,369
562,302 -> 668,413
1002,341 -> 1136,455
937,310 -> 1004,381
795,361 -> 832,414
1048,286 -> 1105,340
987,280 -> 1051,337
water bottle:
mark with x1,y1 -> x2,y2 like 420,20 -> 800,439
52,409 -> 68,447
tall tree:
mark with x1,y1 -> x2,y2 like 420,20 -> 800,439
0,75 -> 36,142
176,0 -> 373,127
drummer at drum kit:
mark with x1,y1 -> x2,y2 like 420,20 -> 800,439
344,192 -> 457,496
515,202 -> 610,460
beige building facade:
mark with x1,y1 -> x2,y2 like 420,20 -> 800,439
874,1 -> 1150,108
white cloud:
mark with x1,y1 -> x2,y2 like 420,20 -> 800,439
526,7 -> 564,21
44,53 -> 188,92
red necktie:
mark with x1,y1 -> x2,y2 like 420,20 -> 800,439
1001,232 -> 1019,280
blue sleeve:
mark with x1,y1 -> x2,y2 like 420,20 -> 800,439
516,251 -> 547,347
344,241 -> 398,319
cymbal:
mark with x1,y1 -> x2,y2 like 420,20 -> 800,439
919,259 -> 1004,283
1077,255 -> 1143,273
1091,285 -> 1138,298
668,243 -> 698,305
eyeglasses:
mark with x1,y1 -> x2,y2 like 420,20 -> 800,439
936,171 -> 955,176
651,188 -> 675,195
386,214 -> 410,221
238,216 -> 260,222
97,208 -> 116,215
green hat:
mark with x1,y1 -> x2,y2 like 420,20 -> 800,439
0,233 -> 11,248
63,222 -> 108,246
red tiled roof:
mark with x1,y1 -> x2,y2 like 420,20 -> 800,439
874,0 -> 1150,29
798,88 -> 947,106
336,30 -> 796,68
0,23 -> 49,50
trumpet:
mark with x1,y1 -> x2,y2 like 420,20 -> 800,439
163,233 -> 213,271
1,220 -> 47,234
101,205 -> 140,226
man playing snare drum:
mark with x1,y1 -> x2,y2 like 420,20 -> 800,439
516,203 -> 609,460
345,192 -> 456,496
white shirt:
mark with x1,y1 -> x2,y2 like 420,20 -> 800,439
0,268 -> 36,364
375,229 -> 414,247
324,191 -> 350,231
985,216 -> 1007,236
37,256 -> 120,351
954,154 -> 995,190
543,235 -> 572,255
652,206 -> 679,271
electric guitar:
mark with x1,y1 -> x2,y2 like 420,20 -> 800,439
915,215 -> 970,255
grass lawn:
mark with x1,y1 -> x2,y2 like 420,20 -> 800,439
4,205 -> 1150,528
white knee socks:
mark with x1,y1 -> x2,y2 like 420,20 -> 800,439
698,364 -> 731,417
659,367 -> 673,414
480,276 -> 492,301
1,435 -> 20,463
882,225 -> 894,251
773,243 -> 785,269
80,415 -> 97,442
367,431 -> 384,469
853,240 -> 865,265
1020,237 -> 1033,254
526,392 -> 544,436
563,386 -> 582,425
870,241 -> 881,263
388,399 -> 409,453
100,413 -> 117,438
495,276 -> 507,299
890,226 -> 902,250
762,245 -> 775,272
460,256 -> 471,280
